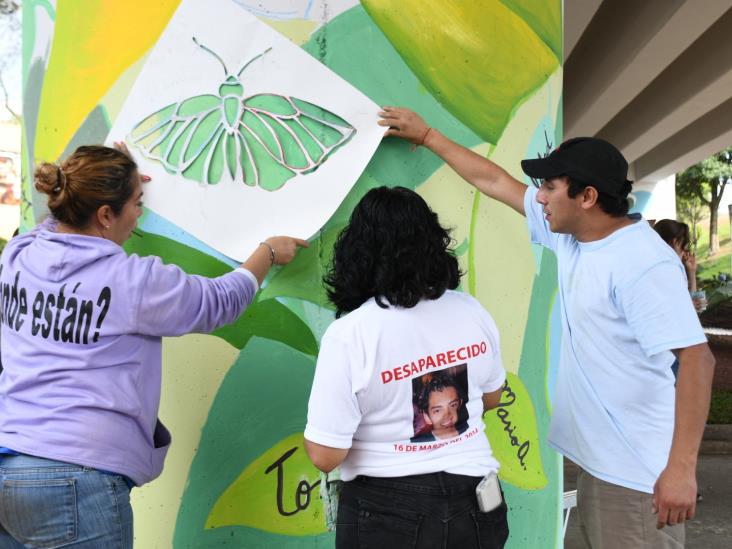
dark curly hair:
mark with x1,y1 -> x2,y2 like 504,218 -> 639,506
417,371 -> 464,413
325,186 -> 461,317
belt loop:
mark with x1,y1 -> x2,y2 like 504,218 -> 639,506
437,471 -> 447,495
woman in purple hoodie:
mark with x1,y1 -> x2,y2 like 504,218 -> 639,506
0,145 -> 307,548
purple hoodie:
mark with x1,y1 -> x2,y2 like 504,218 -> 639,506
0,218 -> 257,485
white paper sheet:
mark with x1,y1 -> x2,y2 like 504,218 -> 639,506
108,0 -> 382,261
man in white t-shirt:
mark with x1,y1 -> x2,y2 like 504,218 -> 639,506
378,108 -> 715,549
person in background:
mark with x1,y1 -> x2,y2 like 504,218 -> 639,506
0,144 -> 307,548
653,219 -> 698,294
378,107 -> 715,549
304,186 -> 508,549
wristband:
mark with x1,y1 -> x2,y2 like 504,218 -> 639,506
259,241 -> 276,265
418,127 -> 432,147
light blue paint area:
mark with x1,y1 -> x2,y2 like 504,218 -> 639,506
629,191 -> 651,215
138,209 -> 239,268
546,288 -> 561,409
232,0 -> 299,19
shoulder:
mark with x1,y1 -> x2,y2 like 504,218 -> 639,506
593,222 -> 686,302
442,290 -> 499,328
614,221 -> 682,279
322,298 -> 379,341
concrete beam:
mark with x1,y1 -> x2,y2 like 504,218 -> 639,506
633,95 -> 732,182
598,5 -> 732,163
563,0 -> 602,62
564,0 -> 732,139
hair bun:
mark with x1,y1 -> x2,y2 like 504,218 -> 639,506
34,162 -> 64,196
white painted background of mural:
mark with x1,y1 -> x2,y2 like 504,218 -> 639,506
108,0 -> 382,261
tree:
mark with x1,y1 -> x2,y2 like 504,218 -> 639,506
676,180 -> 704,253
676,147 -> 732,255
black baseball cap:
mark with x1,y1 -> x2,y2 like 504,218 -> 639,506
521,137 -> 632,197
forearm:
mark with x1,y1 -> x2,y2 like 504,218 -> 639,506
304,439 -> 349,473
424,129 -> 526,215
482,387 -> 503,412
241,243 -> 273,286
667,344 -> 715,469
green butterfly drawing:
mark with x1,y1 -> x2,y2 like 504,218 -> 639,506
129,38 -> 357,191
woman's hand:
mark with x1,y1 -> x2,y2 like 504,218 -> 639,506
682,251 -> 697,275
113,141 -> 151,182
264,236 -> 310,265
242,237 -> 308,285
378,106 -> 432,145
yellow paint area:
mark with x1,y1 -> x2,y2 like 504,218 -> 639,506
132,333 -> 239,549
263,18 -> 319,46
362,0 -> 558,143
36,0 -> 180,161
484,372 -> 547,490
206,432 -> 326,536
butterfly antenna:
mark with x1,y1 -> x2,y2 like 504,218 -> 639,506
192,37 -> 230,76
237,47 -> 273,77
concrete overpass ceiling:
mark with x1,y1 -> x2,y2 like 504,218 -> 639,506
563,0 -> 602,61
564,0 -> 732,182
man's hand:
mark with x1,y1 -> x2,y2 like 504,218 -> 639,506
378,106 -> 432,145
652,463 -> 697,529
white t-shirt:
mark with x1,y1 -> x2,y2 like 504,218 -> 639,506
524,186 -> 707,493
305,290 -> 506,481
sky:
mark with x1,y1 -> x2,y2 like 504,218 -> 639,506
0,6 -> 22,122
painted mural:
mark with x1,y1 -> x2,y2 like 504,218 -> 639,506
21,1 -> 563,547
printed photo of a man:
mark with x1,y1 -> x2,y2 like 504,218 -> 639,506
411,366 -> 469,442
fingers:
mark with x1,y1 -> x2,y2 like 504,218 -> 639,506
294,238 -> 310,248
656,505 -> 670,530
141,174 -> 152,183
113,141 -> 131,156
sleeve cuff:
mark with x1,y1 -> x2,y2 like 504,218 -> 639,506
304,425 -> 353,450
233,267 -> 259,293
644,334 -> 708,356
481,368 -> 507,394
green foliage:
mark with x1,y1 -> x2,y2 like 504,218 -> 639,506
708,390 -> 732,424
0,237 -> 6,255
675,187 -> 704,253
677,147 -> 732,207
677,147 -> 732,253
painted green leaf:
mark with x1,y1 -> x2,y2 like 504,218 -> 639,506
212,298 -> 318,357
124,229 -> 317,355
361,0 -> 558,144
124,228 -> 231,277
206,432 -> 326,536
260,224 -> 344,309
484,372 -> 547,490
500,0 -> 562,61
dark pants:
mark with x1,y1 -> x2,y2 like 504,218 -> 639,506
336,472 -> 509,549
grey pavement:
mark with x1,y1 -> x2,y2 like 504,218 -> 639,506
563,454 -> 732,548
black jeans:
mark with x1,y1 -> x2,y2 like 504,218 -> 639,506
336,472 -> 509,549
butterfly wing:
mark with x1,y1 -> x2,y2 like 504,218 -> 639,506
239,94 -> 356,191
129,94 -> 230,185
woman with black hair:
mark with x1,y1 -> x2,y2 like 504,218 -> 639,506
304,186 -> 508,548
